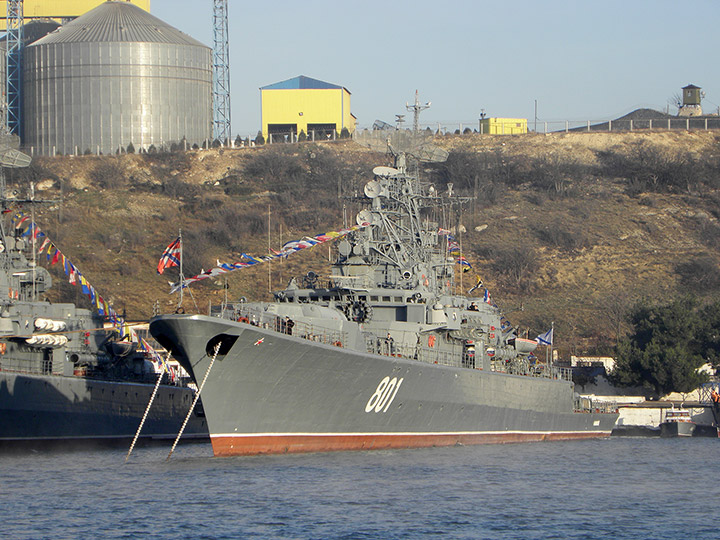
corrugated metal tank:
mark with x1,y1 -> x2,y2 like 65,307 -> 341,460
22,1 -> 212,155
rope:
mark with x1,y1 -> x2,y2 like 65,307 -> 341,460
166,341 -> 221,461
124,351 -> 171,462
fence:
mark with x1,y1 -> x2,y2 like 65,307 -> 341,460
256,117 -> 720,147
24,115 -> 720,156
358,116 -> 720,136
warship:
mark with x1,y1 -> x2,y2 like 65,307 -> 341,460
0,132 -> 207,447
150,136 -> 618,457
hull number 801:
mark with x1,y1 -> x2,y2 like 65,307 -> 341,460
365,376 -> 404,413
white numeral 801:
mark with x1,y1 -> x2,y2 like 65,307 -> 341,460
365,376 -> 404,413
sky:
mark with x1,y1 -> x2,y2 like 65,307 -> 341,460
153,0 -> 720,138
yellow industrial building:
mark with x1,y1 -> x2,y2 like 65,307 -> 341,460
479,117 -> 527,135
260,75 -> 355,140
1,0 -> 150,30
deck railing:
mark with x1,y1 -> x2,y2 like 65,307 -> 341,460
213,303 -> 573,383
213,304 -> 347,349
575,396 -> 619,414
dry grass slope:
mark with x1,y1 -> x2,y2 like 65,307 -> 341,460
6,131 -> 720,356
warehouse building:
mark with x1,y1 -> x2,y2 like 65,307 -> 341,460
260,75 -> 355,141
0,0 -> 151,30
478,117 -> 527,135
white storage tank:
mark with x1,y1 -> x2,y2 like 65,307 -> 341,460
22,0 -> 212,155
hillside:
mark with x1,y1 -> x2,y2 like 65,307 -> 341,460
7,130 -> 720,357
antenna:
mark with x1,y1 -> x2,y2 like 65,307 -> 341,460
406,90 -> 430,132
356,129 -> 448,166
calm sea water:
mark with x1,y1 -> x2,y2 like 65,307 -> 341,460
1,437 -> 718,540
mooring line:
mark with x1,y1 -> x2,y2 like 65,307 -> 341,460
166,342 -> 221,461
124,351 -> 171,462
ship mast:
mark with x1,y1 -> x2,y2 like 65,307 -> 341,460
177,228 -> 184,309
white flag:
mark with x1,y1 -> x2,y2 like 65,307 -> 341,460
535,328 -> 553,346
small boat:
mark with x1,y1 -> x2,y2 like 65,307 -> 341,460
659,407 -> 695,437
509,337 -> 539,354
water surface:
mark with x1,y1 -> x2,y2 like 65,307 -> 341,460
1,438 -> 717,539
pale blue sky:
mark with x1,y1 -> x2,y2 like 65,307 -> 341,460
153,0 -> 720,137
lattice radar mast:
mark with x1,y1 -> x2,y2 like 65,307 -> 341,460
212,0 -> 231,144
4,0 -> 23,136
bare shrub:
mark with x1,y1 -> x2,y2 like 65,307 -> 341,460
675,255 -> 720,292
429,150 -> 508,205
223,180 -> 254,198
698,221 -> 720,249
213,203 -> 266,238
161,177 -> 199,199
282,209 -> 340,231
596,141 -> 709,195
243,146 -> 303,184
116,258 -> 141,277
490,246 -> 538,291
432,151 -> 493,191
638,195 -> 657,207
532,221 -> 588,251
90,162 -> 126,189
5,162 -> 60,189
521,155 -> 586,198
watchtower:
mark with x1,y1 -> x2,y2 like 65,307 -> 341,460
678,84 -> 703,117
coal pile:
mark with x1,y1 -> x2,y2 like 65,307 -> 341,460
576,108 -> 720,131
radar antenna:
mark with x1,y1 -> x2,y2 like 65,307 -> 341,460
0,128 -> 31,203
0,131 -> 31,169
355,128 -> 448,171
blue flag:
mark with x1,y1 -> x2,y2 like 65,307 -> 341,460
535,328 -> 553,346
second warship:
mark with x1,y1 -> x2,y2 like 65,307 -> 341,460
0,133 -> 207,447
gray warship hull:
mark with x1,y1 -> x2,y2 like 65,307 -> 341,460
151,315 -> 617,457
0,371 -> 207,446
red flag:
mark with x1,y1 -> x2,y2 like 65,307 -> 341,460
157,237 -> 181,274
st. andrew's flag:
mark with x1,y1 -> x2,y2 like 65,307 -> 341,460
157,237 -> 181,274
535,328 -> 553,346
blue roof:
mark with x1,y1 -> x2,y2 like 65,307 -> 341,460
261,75 -> 344,91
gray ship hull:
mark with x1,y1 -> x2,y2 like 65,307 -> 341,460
0,371 -> 208,446
151,315 -> 618,457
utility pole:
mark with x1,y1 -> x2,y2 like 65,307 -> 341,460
406,90 -> 430,133
212,0 -> 231,144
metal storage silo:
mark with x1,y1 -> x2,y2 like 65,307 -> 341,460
22,1 -> 212,155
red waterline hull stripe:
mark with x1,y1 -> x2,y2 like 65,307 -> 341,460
210,431 -> 610,456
